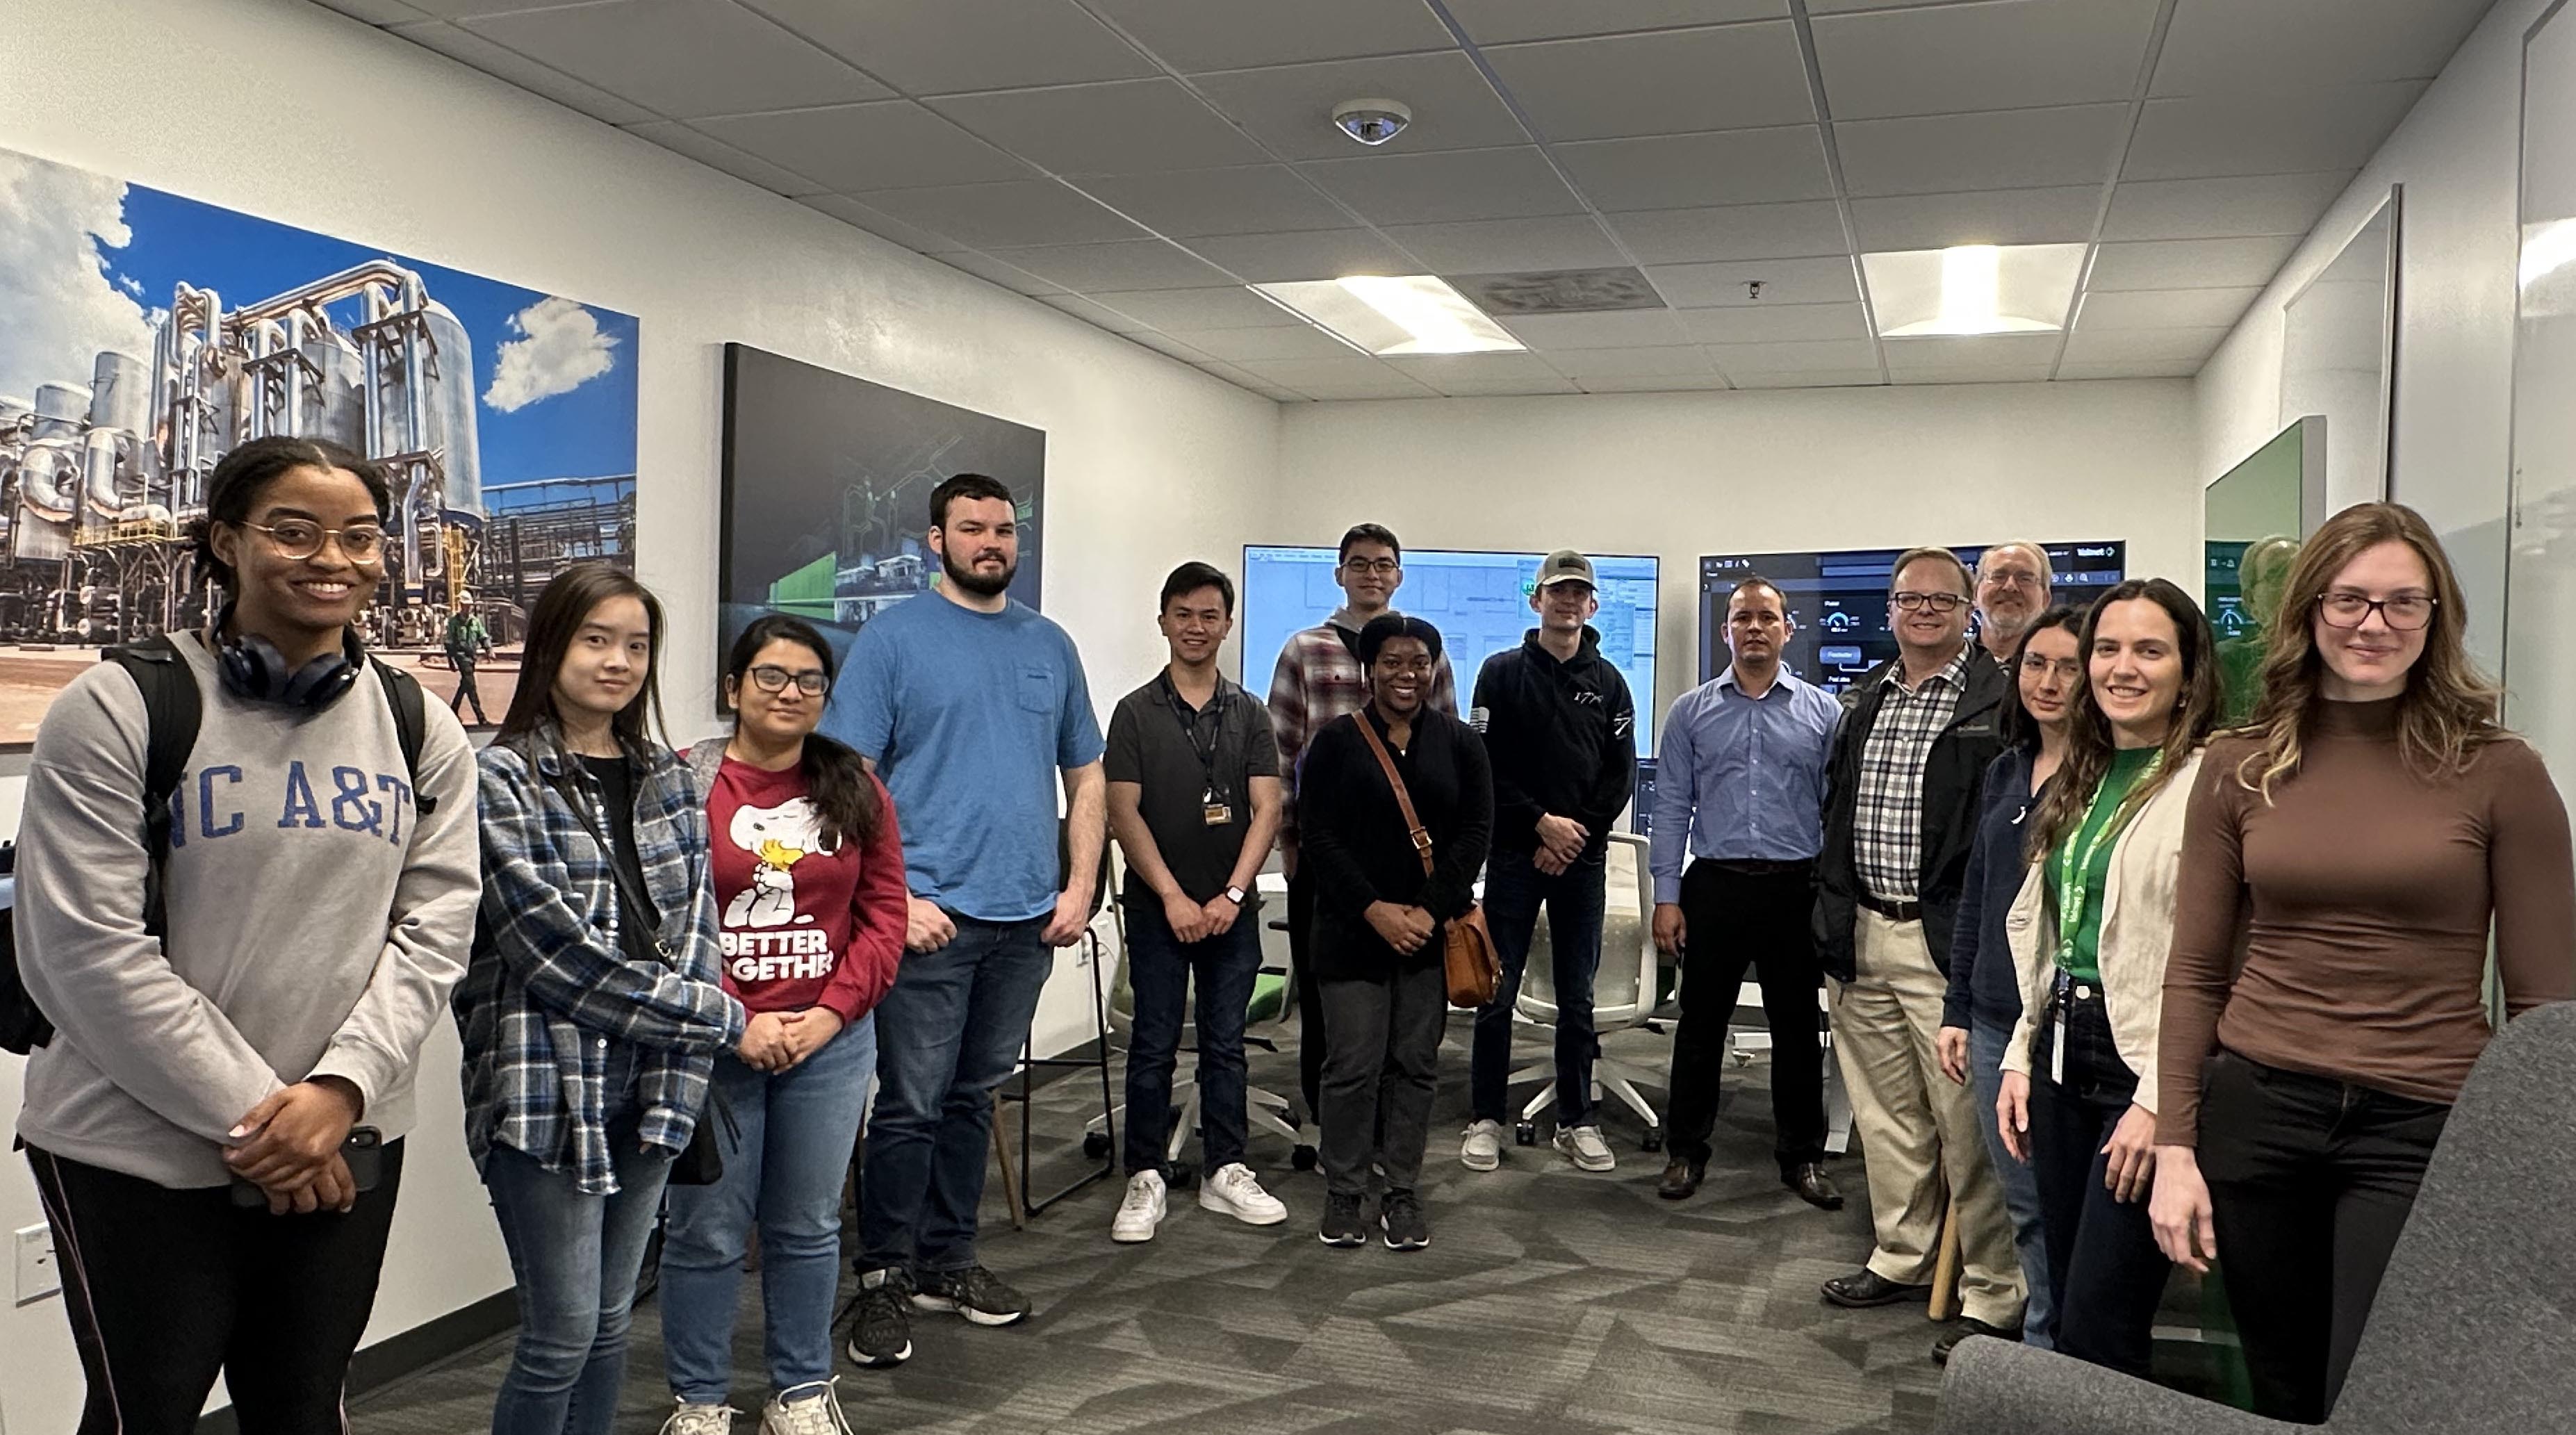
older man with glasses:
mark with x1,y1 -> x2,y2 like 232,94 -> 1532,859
1972,541 -> 2055,667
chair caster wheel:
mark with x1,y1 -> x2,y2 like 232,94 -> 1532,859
1641,1127 -> 1664,1153
1291,1145 -> 1318,1171
1514,1122 -> 1538,1147
1083,1131 -> 1110,1161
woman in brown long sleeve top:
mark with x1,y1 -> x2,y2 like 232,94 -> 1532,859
2149,502 -> 2575,1424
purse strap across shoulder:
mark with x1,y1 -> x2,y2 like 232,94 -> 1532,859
1352,715 -> 1437,879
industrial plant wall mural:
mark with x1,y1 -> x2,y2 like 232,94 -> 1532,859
0,145 -> 640,741
718,344 -> 1046,707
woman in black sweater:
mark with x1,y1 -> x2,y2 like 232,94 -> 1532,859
1298,614 -> 1492,1252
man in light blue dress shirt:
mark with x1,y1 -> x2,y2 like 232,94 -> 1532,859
1650,576 -> 1844,1208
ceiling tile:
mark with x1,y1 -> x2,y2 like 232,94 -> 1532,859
2100,171 -> 2355,240
929,79 -> 1268,176
2074,286 -> 2262,329
1555,126 -> 1834,210
1807,0 -> 1948,9
1190,51 -> 1527,161
1648,255 -> 1859,306
2122,82 -> 2429,181
1090,286 -> 1304,329
317,0 -> 433,24
459,0 -> 889,119
796,195 -> 959,252
1543,345 -> 1718,377
1847,186 -> 2102,251
1297,147 -> 1586,225
2151,0 -> 2493,97
1705,338 -> 1882,372
1445,1 -> 1785,44
1725,368 -> 1887,388
2056,358 -> 2203,379
1482,23 -> 1816,141
860,179 -> 1149,248
1076,166 -> 1352,237
1602,201 -> 1848,263
1035,292 -> 1152,332
1124,331 -> 1215,363
622,120 -> 824,194
692,102 -> 1029,192
1378,215 -> 1625,272
1836,104 -> 2127,197
1383,352 -> 1576,393
1578,373 -> 1737,391
737,0 -> 1155,93
1186,229 -> 1421,281
1812,0 -> 2160,120
2060,325 -> 2230,363
1882,334 -> 2065,366
2085,235 -> 2302,291
392,0 -> 600,15
386,21 -> 658,125
1891,364 -> 2059,384
1165,325 -> 1368,361
1189,357 -> 1282,388
989,239 -> 1238,291
1498,310 -> 1691,347
1418,375 -> 1585,395
1675,301 -> 1871,343
1088,0 -> 1457,71
1238,356 -> 1443,399
933,250 -> 1064,295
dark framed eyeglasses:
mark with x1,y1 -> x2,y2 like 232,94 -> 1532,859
243,519 -> 384,565
746,665 -> 830,696
1343,557 -> 1401,576
2316,592 -> 2436,631
1892,591 -> 1965,614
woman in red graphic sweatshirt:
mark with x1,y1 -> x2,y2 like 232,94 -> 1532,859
661,614 -> 905,1434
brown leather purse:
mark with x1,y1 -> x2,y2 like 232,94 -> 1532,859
1352,716 -> 1500,1007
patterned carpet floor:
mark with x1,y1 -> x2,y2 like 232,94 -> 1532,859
352,1022 -> 1949,1434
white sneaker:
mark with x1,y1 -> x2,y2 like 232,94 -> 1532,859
1461,1119 -> 1504,1172
661,1401 -> 738,1435
760,1381 -> 852,1435
1197,1163 -> 1289,1226
1110,1170 -> 1166,1243
1556,1124 -> 1616,1172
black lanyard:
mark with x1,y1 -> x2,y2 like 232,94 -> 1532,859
1163,673 -> 1229,801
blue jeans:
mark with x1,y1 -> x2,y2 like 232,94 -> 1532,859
1971,1015 -> 2056,1350
482,1128 -> 674,1435
1120,899 -> 1262,1176
663,1015 -> 878,1404
1471,848 -> 1605,1127
858,915 -> 1051,1275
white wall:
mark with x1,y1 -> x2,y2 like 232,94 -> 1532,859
1277,379 -> 2201,722
0,0 -> 1278,1427
2196,0 -> 2557,666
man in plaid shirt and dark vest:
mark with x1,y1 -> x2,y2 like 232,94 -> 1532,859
1265,523 -> 1456,1133
1810,545 -> 2021,1367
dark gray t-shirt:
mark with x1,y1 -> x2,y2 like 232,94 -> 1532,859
1106,672 -> 1280,909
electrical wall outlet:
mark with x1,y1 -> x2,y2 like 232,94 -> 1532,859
14,1224 -> 58,1306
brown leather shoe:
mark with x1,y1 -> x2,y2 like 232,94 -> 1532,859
1657,1159 -> 1705,1200
1787,1162 -> 1844,1211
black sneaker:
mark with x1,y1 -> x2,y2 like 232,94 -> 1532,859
1380,1190 -> 1429,1251
1318,1191 -> 1368,1247
842,1268 -> 914,1368
911,1265 -> 1030,1327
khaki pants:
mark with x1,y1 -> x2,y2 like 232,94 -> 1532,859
1830,907 -> 2025,1327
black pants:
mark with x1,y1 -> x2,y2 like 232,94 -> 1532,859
2197,1049 -> 2451,1422
1316,962 -> 1447,1197
449,649 -> 486,723
1288,863 -> 1325,1126
1662,860 -> 1826,1175
27,1140 -> 407,1435
2027,988 -> 2168,1378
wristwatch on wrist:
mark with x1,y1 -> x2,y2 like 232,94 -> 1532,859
1223,885 -> 1247,906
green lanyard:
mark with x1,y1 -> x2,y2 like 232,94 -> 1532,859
2053,751 -> 2162,968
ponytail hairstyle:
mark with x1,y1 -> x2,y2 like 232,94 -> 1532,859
2026,579 -> 2221,860
723,614 -> 883,848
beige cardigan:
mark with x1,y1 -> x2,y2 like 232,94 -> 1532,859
2000,747 -> 2204,1113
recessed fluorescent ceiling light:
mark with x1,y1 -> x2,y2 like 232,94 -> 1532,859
1250,275 -> 1524,354
1862,243 -> 2087,338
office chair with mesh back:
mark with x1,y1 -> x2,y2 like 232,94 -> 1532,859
1506,832 -> 1666,1149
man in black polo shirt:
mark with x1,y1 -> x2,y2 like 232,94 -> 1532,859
1104,561 -> 1290,1243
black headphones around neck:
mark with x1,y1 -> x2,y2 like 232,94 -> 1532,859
211,604 -> 366,710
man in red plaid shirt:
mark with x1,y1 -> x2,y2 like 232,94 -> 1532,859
1265,523 -> 1457,1135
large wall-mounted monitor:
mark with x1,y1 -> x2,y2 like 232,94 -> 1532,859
1698,541 -> 2128,692
1241,546 -> 1659,758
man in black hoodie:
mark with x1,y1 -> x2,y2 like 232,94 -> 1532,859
1461,551 -> 1636,1174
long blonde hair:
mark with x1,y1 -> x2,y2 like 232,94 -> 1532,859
2028,580 -> 2222,860
2232,502 -> 2504,798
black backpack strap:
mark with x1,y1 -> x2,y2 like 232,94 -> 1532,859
104,635 -> 202,941
370,658 -> 436,816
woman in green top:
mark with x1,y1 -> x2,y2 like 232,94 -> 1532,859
1995,578 -> 2220,1378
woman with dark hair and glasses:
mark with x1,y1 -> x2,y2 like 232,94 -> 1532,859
1295,614 -> 1491,1252
15,436 -> 479,1435
658,616 -> 905,1435
2151,503 -> 2574,1422
457,562 -> 752,1435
